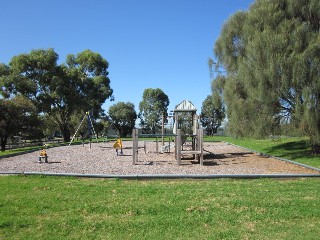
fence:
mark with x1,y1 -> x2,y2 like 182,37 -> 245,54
5,139 -> 63,150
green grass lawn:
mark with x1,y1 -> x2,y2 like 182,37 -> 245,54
0,138 -> 106,157
206,136 -> 320,169
0,175 -> 319,239
0,146 -> 43,157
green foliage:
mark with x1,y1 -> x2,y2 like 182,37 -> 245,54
0,64 -> 10,98
213,0 -> 320,150
139,88 -> 169,134
176,112 -> 194,136
0,96 -> 41,151
200,95 -> 225,136
0,176 -> 319,239
108,102 -> 137,137
0,49 -> 113,142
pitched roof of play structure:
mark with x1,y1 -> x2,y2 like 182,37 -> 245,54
174,100 -> 197,112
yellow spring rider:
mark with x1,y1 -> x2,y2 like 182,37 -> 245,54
113,137 -> 123,156
39,147 -> 48,163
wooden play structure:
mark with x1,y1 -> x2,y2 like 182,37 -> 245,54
132,100 -> 204,165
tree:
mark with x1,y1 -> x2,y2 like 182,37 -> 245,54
0,96 -> 40,151
108,102 -> 137,137
212,0 -> 320,151
0,63 -> 10,98
200,95 -> 225,136
0,49 -> 113,142
139,88 -> 169,134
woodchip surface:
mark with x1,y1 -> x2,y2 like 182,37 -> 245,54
0,141 -> 319,175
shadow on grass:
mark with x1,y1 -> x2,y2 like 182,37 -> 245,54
264,140 -> 317,160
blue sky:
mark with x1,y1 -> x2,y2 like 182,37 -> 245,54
1,0 -> 254,114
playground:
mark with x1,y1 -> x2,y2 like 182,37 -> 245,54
0,140 -> 319,175
1,100 -> 319,176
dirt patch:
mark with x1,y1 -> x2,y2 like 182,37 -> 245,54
0,141 -> 319,175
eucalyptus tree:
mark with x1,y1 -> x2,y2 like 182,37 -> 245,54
212,0 -> 320,151
0,96 -> 40,151
108,102 -> 137,137
0,49 -> 113,142
139,88 -> 170,134
0,63 -> 41,151
200,95 -> 225,136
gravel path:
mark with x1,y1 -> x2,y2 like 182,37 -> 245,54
0,141 -> 319,175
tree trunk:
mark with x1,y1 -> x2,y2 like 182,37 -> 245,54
151,125 -> 156,135
0,135 -> 8,152
61,126 -> 71,142
119,129 -> 125,138
311,144 -> 320,154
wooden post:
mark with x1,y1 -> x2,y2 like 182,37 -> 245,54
177,129 -> 181,165
199,129 -> 204,165
133,130 -> 135,164
174,114 -> 178,158
136,130 -> 140,163
195,129 -> 199,161
132,129 -> 139,165
132,129 -> 136,164
156,137 -> 158,153
162,112 -> 164,146
174,132 -> 177,158
174,113 -> 179,134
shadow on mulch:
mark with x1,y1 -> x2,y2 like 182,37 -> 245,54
227,152 -> 253,156
200,159 -> 247,167
99,146 -> 133,149
202,151 -> 253,160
